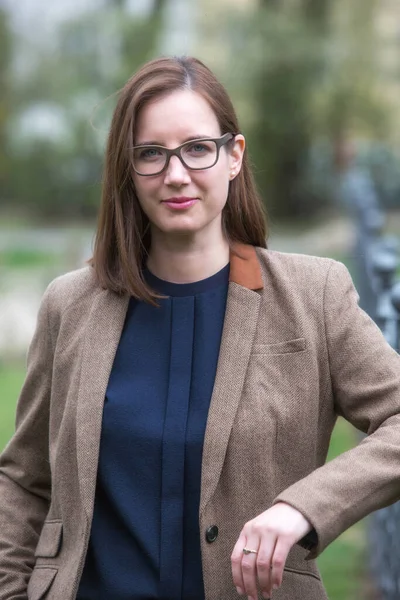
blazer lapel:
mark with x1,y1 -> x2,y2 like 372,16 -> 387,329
76,288 -> 129,520
75,244 -> 264,520
200,244 -> 264,514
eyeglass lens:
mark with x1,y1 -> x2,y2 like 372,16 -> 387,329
133,140 -> 218,175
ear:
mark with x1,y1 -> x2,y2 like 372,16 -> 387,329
228,135 -> 245,180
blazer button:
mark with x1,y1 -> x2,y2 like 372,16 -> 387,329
205,525 -> 219,543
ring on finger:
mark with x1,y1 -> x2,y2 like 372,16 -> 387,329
243,547 -> 258,555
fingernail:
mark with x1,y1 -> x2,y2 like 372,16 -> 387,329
262,594 -> 270,600
236,587 -> 243,595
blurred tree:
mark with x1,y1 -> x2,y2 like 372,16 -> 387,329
0,7 -> 12,200
232,3 -> 328,219
303,0 -> 386,207
4,1 -> 166,220
154,0 -> 168,15
257,24 -> 320,218
301,0 -> 331,29
105,0 -> 165,13
2,0 -> 390,223
315,0 -> 387,167
208,0 -> 388,221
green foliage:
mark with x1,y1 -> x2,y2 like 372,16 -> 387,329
318,526 -> 365,599
208,0 -> 387,221
0,7 -> 13,195
0,365 -> 24,452
9,138 -> 102,220
313,0 -> 389,140
0,0 -> 391,223
2,5 -> 164,220
301,0 -> 331,29
317,418 -> 365,599
0,248 -> 57,268
245,11 -> 326,218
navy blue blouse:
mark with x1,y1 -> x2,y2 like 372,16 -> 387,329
77,264 -> 229,599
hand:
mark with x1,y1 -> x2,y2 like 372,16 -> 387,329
231,502 -> 312,599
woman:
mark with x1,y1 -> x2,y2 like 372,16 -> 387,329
1,56 -> 400,600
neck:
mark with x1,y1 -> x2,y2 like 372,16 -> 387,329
146,230 -> 230,284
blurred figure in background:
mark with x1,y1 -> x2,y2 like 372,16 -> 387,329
335,136 -> 384,318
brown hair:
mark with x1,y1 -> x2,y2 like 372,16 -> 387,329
90,56 -> 267,303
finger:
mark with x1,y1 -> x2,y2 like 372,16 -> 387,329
231,532 -> 247,594
240,535 -> 260,600
256,536 -> 277,598
270,535 -> 293,593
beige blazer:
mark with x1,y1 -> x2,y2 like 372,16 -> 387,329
1,245 -> 400,600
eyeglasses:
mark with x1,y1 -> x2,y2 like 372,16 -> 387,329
132,133 -> 235,176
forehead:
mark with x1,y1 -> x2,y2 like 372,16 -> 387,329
135,89 -> 221,145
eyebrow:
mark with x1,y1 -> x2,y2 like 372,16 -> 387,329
135,134 -> 215,146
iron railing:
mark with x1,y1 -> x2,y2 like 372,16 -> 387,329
340,166 -> 400,599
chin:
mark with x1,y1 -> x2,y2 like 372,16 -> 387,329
162,225 -> 201,237
157,218 -> 203,235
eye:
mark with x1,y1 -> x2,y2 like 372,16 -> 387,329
139,147 -> 163,160
186,142 -> 212,154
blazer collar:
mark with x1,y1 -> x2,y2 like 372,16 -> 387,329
229,244 -> 264,291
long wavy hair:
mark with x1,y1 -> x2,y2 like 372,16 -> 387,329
90,56 -> 267,303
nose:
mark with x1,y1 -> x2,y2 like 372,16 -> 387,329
163,155 -> 191,186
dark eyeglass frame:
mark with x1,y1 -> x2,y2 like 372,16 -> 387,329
132,132 -> 236,176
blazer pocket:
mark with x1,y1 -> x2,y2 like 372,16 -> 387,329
27,566 -> 58,600
284,566 -> 321,581
252,337 -> 306,355
35,520 -> 63,558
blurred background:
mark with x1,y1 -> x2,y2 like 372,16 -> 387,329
1,0 -> 400,598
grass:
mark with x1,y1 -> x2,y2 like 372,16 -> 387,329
0,365 -> 25,451
0,249 -> 58,269
317,418 -> 365,598
0,367 -> 364,599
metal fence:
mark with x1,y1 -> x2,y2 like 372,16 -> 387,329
340,165 -> 400,599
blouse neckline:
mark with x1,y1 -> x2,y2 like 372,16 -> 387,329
144,263 -> 230,297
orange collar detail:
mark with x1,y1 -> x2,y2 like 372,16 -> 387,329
229,244 -> 264,291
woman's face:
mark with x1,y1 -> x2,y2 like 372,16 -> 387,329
132,89 -> 244,243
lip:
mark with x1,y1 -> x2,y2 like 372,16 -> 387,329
162,196 -> 198,210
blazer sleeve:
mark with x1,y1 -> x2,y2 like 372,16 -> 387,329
0,281 -> 57,598
274,260 -> 400,559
